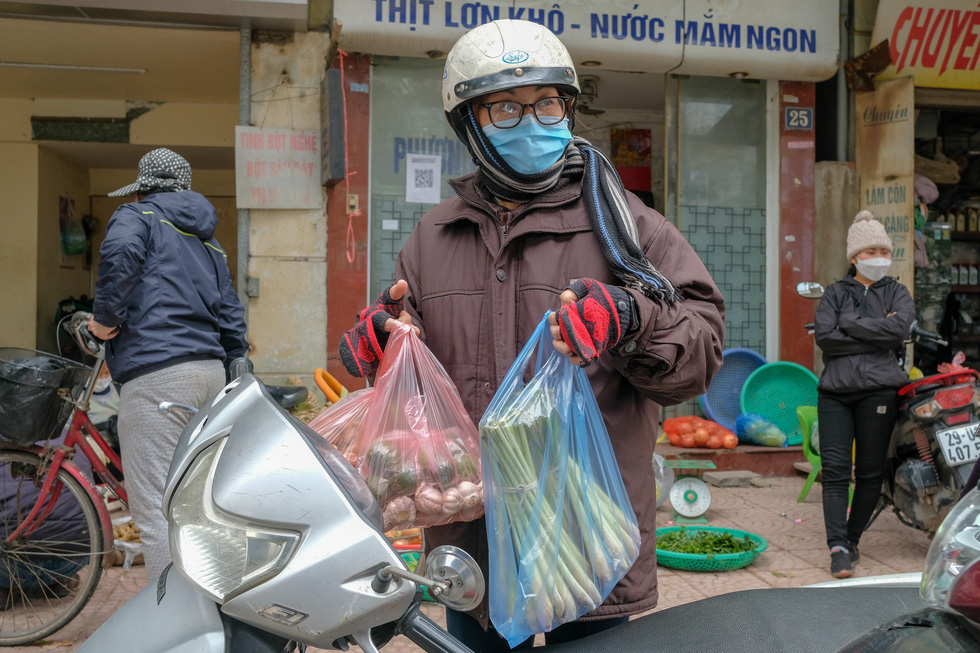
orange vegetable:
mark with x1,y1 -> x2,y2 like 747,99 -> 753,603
706,435 -> 723,449
680,434 -> 696,449
675,422 -> 694,435
668,433 -> 682,447
722,433 -> 739,449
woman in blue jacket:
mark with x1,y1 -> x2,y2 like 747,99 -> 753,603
89,148 -> 248,582
814,210 -> 915,579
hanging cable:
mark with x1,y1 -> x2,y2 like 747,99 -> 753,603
338,49 -> 360,264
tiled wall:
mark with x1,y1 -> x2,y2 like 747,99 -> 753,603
679,205 -> 768,355
369,196 -> 429,299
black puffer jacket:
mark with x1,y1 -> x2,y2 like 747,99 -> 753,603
814,275 -> 915,393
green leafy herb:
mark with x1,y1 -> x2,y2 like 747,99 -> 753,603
658,527 -> 756,555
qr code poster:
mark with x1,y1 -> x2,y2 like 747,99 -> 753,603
405,153 -> 441,205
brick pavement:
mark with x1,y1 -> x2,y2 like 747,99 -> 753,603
4,476 -> 933,652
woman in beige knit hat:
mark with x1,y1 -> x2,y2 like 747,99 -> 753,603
812,210 -> 915,578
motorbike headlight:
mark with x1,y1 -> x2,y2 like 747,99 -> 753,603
169,439 -> 300,603
921,487 -> 980,622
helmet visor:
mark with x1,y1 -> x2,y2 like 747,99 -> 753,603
452,66 -> 576,102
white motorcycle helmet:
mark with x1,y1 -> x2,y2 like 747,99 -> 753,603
443,19 -> 580,126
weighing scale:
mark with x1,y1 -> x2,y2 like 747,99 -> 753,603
663,459 -> 716,524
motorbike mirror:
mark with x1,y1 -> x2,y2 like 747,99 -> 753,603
797,281 -> 825,300
423,545 -> 485,612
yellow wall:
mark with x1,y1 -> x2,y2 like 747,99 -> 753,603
130,103 -> 238,148
0,98 -> 32,142
0,143 -> 39,348
36,147 -> 94,354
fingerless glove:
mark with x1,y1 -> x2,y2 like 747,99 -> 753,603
557,279 -> 635,366
339,286 -> 405,377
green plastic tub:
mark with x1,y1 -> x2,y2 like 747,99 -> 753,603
655,526 -> 768,572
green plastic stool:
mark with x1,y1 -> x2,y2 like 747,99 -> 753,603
796,405 -> 853,506
797,406 -> 821,502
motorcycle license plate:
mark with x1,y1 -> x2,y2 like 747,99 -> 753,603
936,424 -> 980,466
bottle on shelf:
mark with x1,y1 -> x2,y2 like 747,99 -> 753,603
957,212 -> 967,231
970,210 -> 979,232
971,265 -> 979,286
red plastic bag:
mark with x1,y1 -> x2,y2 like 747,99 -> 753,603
309,323 -> 483,531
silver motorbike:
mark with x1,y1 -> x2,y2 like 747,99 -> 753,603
78,374 -> 483,653
81,370 -> 980,652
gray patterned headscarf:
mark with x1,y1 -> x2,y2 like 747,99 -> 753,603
108,148 -> 192,197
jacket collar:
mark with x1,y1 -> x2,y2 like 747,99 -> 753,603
439,172 -> 591,234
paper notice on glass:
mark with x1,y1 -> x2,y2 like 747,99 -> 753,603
406,154 -> 441,204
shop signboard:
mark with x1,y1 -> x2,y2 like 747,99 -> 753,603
336,0 -> 838,82
235,126 -> 324,209
872,0 -> 980,90
855,77 -> 916,293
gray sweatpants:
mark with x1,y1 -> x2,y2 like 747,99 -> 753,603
118,359 -> 226,582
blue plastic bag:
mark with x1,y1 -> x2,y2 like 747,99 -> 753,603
735,413 -> 788,447
479,313 -> 641,646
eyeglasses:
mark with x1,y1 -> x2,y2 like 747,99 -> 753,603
477,96 -> 571,129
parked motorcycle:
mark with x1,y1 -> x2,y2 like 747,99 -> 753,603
79,368 -> 980,652
797,281 -> 974,535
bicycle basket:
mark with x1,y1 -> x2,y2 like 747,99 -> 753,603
0,348 -> 91,445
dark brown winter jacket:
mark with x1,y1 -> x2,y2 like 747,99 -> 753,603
395,171 -> 725,627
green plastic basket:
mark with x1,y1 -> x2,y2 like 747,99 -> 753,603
655,526 -> 768,572
739,361 -> 818,444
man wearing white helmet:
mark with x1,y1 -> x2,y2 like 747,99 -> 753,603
340,19 -> 725,650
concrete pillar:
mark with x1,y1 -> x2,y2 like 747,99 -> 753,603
247,31 -> 330,388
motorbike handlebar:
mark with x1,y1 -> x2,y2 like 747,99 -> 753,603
396,603 -> 473,653
911,324 -> 948,348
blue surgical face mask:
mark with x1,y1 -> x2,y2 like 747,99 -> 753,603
482,118 -> 572,175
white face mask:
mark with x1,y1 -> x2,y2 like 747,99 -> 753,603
855,257 -> 892,282
94,377 -> 112,393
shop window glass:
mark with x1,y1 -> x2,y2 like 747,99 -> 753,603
368,57 -> 475,299
666,75 -> 767,355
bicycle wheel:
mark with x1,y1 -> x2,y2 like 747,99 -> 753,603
0,449 -> 105,646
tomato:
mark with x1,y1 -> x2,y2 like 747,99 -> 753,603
706,435 -> 723,449
722,433 -> 739,449
680,434 -> 696,449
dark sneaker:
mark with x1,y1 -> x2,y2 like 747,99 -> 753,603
849,545 -> 860,566
830,548 -> 853,578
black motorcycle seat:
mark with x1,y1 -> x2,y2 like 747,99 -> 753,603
265,385 -> 309,410
544,586 -> 924,653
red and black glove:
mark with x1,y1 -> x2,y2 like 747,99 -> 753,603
339,287 -> 405,378
557,279 -> 636,367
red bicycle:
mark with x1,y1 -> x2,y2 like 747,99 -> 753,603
0,311 -> 126,645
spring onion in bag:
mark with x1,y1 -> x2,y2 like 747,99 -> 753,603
480,313 -> 641,644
